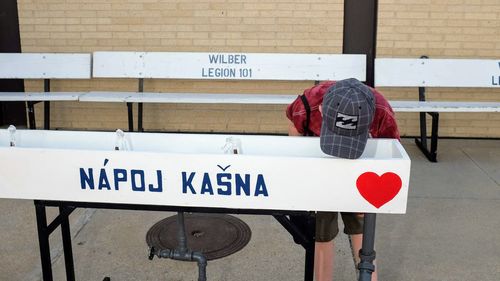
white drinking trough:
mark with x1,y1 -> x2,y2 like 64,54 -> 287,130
0,129 -> 411,213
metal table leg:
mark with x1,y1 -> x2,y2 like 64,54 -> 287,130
35,202 -> 53,281
59,206 -> 75,281
358,213 -> 376,281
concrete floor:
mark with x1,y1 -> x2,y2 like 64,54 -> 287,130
1,138 -> 499,281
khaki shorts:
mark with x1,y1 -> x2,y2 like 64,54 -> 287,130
316,212 -> 364,242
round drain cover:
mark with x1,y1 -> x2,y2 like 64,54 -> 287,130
146,213 -> 251,260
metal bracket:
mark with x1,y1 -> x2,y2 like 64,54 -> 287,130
415,110 -> 439,162
415,65 -> 439,163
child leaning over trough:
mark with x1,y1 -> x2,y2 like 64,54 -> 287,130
286,78 -> 400,281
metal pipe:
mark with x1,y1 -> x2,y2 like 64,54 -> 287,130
192,251 -> 208,281
176,212 -> 188,254
358,213 -> 376,281
155,248 -> 207,281
150,212 -> 208,281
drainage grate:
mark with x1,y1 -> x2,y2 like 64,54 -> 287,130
146,213 -> 252,260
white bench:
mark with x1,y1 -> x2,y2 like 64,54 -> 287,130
3,53 -> 500,163
84,51 -> 366,132
375,57 -> 500,162
0,53 -> 91,129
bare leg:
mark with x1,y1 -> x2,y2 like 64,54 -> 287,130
314,241 -> 334,281
351,234 -> 378,281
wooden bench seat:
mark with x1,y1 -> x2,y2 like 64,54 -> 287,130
3,91 -> 499,114
79,92 -> 298,105
0,92 -> 82,101
389,101 -> 500,112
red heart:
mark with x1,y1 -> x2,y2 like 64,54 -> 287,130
356,172 -> 402,208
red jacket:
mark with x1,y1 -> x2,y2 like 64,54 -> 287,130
286,81 -> 400,139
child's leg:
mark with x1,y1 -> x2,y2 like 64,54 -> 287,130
314,240 -> 334,281
314,212 -> 339,281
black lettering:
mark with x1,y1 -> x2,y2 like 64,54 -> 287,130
492,75 -> 499,86
80,168 -> 94,190
113,169 -> 127,191
131,170 -> 145,192
182,172 -> 197,194
254,174 -> 269,197
235,174 -> 250,196
148,170 -> 163,192
201,173 -> 214,195
208,54 -> 218,64
217,173 -> 232,195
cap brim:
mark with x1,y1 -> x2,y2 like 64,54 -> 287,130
320,125 -> 369,159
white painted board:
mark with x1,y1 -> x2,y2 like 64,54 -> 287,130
78,92 -> 133,102
375,58 -> 500,87
80,91 -> 298,104
0,53 -> 91,79
124,92 -> 298,104
390,101 -> 500,112
0,129 -> 410,214
92,52 -> 366,81
2,92 -> 498,113
0,92 -> 83,101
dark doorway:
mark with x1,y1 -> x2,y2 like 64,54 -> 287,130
0,0 -> 26,127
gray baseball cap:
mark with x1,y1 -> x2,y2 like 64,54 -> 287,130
320,78 -> 375,159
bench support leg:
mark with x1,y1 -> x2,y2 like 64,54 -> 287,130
415,83 -> 439,162
126,102 -> 134,132
44,101 -> 50,130
44,79 -> 51,130
138,103 -> 143,132
415,112 -> 439,162
27,101 -> 36,129
137,78 -> 144,132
